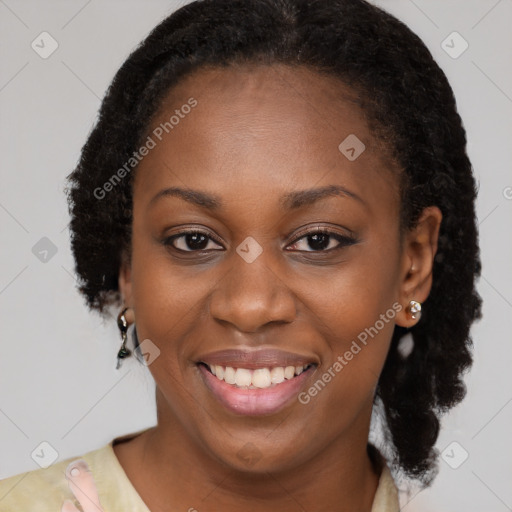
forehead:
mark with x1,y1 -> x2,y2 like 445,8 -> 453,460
149,64 -> 370,151
158,63 -> 364,120
133,63 -> 400,217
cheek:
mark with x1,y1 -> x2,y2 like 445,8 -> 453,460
297,244 -> 401,402
131,271 -> 208,352
301,237 -> 401,338
128,225 -> 209,358
297,291 -> 397,426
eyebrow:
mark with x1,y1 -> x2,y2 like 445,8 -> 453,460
149,184 -> 364,210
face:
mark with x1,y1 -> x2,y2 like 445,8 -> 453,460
119,64 -> 440,473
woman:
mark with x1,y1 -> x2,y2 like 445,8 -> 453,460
0,0 -> 481,510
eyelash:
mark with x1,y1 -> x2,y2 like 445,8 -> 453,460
163,227 -> 357,254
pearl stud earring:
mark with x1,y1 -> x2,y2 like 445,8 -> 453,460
406,300 -> 422,320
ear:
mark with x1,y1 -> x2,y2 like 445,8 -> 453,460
395,206 -> 442,328
118,251 -> 134,309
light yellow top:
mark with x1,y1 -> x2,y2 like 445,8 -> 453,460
0,433 -> 399,511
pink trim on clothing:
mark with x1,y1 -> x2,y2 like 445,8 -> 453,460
61,459 -> 104,512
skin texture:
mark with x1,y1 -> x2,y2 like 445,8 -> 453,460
115,64 -> 442,512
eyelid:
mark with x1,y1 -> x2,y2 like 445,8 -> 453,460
285,228 -> 357,253
163,224 -> 357,254
289,224 -> 356,242
164,228 -> 224,253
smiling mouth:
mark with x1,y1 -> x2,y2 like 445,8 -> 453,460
198,362 -> 315,389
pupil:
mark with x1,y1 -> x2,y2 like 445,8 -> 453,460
187,233 -> 208,250
309,233 -> 329,250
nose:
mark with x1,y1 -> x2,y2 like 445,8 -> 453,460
209,247 -> 297,333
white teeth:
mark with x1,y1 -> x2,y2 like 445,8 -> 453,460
205,363 -> 310,389
270,367 -> 285,384
234,368 -> 252,387
284,366 -> 295,380
224,366 -> 236,385
252,368 -> 272,388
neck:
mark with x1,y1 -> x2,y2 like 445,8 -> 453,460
114,390 -> 380,512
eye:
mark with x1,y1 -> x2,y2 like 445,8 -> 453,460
287,227 -> 357,252
163,230 -> 224,252
163,227 -> 357,254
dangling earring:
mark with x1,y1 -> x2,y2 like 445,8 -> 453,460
406,300 -> 422,320
116,307 -> 133,369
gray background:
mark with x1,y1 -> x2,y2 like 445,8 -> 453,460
0,1 -> 511,510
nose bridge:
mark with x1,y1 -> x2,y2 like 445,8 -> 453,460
209,241 -> 296,332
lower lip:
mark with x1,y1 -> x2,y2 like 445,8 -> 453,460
197,364 -> 315,416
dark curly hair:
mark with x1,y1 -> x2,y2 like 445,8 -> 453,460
65,0 -> 482,485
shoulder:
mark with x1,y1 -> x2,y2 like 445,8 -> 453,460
0,431 -> 151,512
371,464 -> 400,512
0,443 -> 117,512
369,444 -> 400,512
0,444 -> 110,511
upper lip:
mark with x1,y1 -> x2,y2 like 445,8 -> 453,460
197,348 -> 318,369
